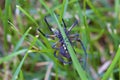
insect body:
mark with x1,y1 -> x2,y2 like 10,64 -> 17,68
51,28 -> 72,63
38,15 -> 87,66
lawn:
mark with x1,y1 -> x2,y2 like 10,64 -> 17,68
0,0 -> 120,80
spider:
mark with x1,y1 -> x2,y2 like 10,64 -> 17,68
38,15 -> 87,67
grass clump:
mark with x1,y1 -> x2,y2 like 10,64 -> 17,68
0,0 -> 120,80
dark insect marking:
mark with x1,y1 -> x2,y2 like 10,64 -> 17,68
59,43 -> 70,58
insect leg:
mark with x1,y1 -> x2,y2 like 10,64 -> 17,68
69,33 -> 79,39
62,18 -> 67,28
70,33 -> 87,69
68,20 -> 78,32
37,29 -> 46,37
77,38 -> 87,70
52,41 -> 59,50
44,16 -> 53,32
54,50 -> 72,64
37,29 -> 56,39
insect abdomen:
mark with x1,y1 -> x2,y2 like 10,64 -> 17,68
59,43 -> 70,58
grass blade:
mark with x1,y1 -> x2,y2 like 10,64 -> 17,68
102,45 -> 120,80
12,35 -> 39,80
0,49 -> 27,64
115,0 -> 120,17
16,5 -> 39,27
3,0 -> 11,51
59,0 -> 68,22
14,27 -> 32,52
53,13 -> 88,80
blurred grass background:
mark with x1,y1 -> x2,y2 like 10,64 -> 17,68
0,0 -> 120,80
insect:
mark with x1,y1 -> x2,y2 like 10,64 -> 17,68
38,15 -> 87,67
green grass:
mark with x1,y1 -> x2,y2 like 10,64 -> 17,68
12,35 -> 39,80
0,0 -> 120,80
102,45 -> 120,80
